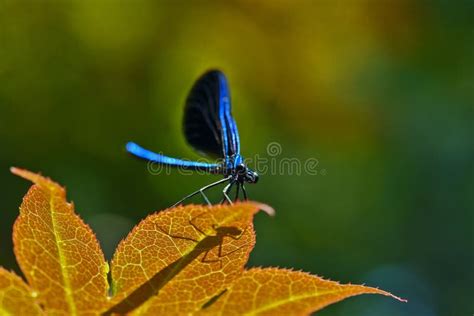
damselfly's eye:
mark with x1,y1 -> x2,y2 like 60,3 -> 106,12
246,170 -> 259,184
252,172 -> 259,184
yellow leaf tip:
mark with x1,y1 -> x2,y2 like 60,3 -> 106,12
10,167 -> 60,189
257,203 -> 275,216
10,166 -> 22,175
11,167 -> 40,182
384,291 -> 407,303
362,286 -> 407,303
242,201 -> 275,216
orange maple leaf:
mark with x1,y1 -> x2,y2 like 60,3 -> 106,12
10,167 -> 109,315
196,268 -> 405,316
0,168 -> 405,315
106,202 -> 265,315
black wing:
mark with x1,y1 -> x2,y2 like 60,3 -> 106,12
183,70 -> 236,158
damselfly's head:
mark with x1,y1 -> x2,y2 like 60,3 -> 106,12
236,163 -> 259,184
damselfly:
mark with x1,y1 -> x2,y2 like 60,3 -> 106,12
126,70 -> 258,206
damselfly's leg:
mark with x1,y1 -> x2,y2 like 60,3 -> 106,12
241,184 -> 248,200
222,178 -> 236,204
234,183 -> 240,201
172,176 -> 232,207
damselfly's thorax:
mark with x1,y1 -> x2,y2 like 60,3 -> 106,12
222,154 -> 259,184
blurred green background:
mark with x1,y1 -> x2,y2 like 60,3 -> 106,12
0,1 -> 472,315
